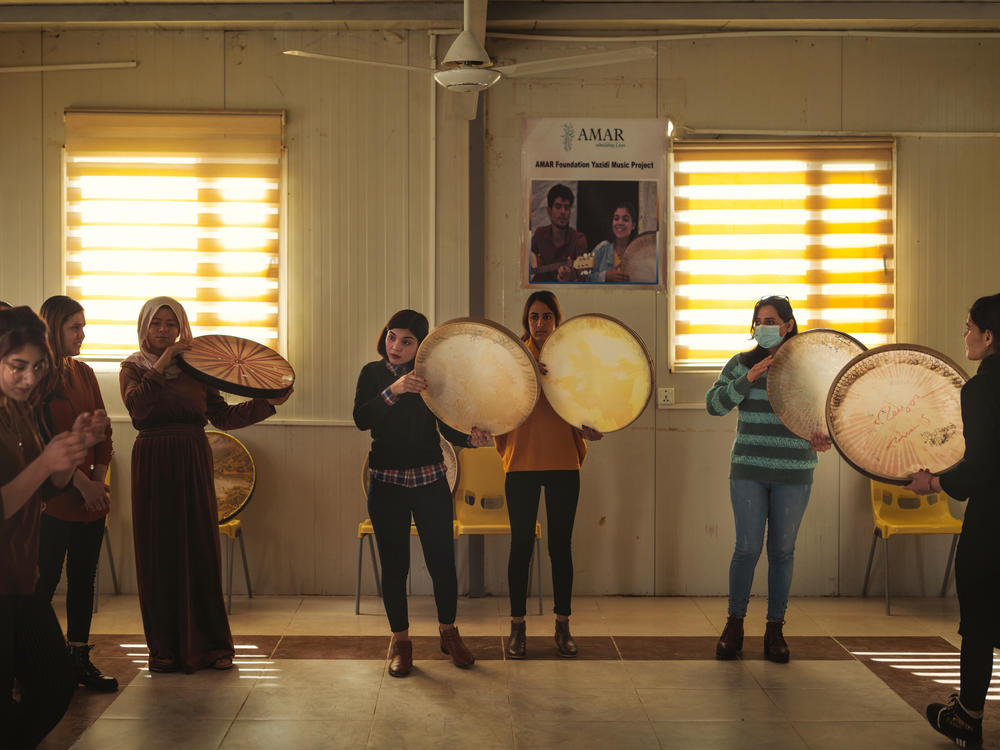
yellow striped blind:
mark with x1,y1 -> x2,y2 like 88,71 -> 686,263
670,140 -> 895,370
63,110 -> 284,361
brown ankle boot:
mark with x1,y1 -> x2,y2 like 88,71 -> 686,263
507,621 -> 526,659
388,638 -> 412,677
440,626 -> 475,668
716,615 -> 744,659
554,619 -> 578,658
764,620 -> 790,663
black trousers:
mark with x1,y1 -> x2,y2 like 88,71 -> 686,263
505,470 -> 580,618
367,477 -> 458,633
0,595 -> 75,750
36,514 -> 105,644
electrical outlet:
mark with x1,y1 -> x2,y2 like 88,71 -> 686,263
657,387 -> 675,408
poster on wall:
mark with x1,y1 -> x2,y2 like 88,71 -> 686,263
522,118 -> 668,289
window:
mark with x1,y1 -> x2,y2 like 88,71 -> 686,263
63,110 -> 284,361
670,141 -> 894,370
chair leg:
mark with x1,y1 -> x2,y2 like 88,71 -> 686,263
227,535 -> 235,615
355,536 -> 364,615
861,529 -> 879,597
882,536 -> 890,616
104,526 -> 120,595
237,527 -> 252,599
941,534 -> 959,597
367,535 -> 382,597
535,537 -> 543,616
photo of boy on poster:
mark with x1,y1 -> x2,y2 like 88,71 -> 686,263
527,179 -> 660,286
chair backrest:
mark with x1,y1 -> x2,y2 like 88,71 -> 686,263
454,447 -> 508,525
869,479 -> 956,527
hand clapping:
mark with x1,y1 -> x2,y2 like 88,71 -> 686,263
71,410 -> 109,448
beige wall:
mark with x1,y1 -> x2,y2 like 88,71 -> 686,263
2,29 -> 999,600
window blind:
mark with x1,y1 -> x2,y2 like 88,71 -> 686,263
670,140 -> 894,370
63,110 -> 284,361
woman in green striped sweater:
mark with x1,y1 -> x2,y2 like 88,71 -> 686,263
706,296 -> 831,663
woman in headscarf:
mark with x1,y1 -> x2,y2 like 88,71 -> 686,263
120,297 -> 290,673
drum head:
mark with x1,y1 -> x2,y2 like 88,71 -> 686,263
207,430 -> 256,523
415,318 -> 540,435
178,334 -> 295,399
621,232 -> 658,284
767,329 -> 867,440
539,313 -> 653,433
361,434 -> 460,499
826,344 -> 969,484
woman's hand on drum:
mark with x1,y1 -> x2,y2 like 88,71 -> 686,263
537,362 -> 549,376
746,356 -> 773,383
808,431 -> 832,452
468,426 -> 492,448
267,385 -> 293,406
390,372 -> 427,396
154,338 -> 191,373
905,469 -> 939,495
605,269 -> 630,283
581,425 -> 603,441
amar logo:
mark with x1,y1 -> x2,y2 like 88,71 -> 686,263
561,123 -> 575,152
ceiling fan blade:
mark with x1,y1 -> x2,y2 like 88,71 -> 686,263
283,50 -> 434,74
0,61 -> 136,74
494,47 -> 655,79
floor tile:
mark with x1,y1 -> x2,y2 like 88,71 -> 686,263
651,720 -> 810,749
367,717 -> 514,749
791,720 -> 956,750
506,660 -> 633,689
764,686 -> 920,722
272,635 -> 390,659
636,687 -> 786,722
624,659 -> 759,690
237,683 -> 379,721
509,687 -> 647,722
219,719 -> 373,749
68,717 -> 232,750
514,720 -> 661,749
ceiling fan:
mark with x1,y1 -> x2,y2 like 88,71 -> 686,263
283,0 -> 654,119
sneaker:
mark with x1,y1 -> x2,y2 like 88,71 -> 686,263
926,694 -> 983,748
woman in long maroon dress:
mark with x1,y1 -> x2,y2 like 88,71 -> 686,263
120,296 -> 289,673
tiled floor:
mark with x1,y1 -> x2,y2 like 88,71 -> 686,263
36,594 -> 1000,749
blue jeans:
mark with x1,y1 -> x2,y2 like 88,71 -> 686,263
728,478 -> 811,622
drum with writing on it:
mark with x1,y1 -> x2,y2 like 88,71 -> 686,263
539,313 -> 652,433
826,344 -> 968,484
415,318 -> 540,436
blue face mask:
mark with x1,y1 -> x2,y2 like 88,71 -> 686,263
753,325 -> 784,349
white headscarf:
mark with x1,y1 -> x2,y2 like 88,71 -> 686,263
122,296 -> 193,379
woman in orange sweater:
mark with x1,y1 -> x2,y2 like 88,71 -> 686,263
496,291 -> 602,659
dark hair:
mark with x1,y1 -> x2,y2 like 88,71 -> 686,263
608,201 -> 638,245
520,291 -> 563,342
376,309 -> 430,357
0,306 -> 54,403
546,184 -> 575,208
969,292 -> 1000,355
40,295 -> 84,391
739,295 -> 798,368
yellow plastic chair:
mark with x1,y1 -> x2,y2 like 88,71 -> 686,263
861,479 -> 963,615
454,447 -> 543,615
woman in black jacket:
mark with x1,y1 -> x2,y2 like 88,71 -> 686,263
908,292 -> 1000,750
353,309 -> 489,678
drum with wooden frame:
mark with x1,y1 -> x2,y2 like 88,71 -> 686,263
621,232 -> 658,284
178,334 -> 295,399
826,344 -> 969,484
206,430 -> 256,523
538,313 -> 653,433
415,318 -> 540,436
767,329 -> 867,440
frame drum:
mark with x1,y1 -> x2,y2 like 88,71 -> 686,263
361,435 -> 460,499
415,318 -> 540,435
539,313 -> 652,433
206,431 -> 256,523
767,329 -> 867,440
826,344 -> 969,484
178,334 -> 295,399
621,232 -> 658,284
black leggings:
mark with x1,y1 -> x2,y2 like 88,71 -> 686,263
367,477 -> 458,633
36,514 -> 105,644
959,635 -> 995,712
0,595 -> 75,750
505,470 -> 580,618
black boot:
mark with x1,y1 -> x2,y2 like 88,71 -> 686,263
763,621 -> 790,663
70,644 -> 119,692
554,619 -> 578,658
716,615 -> 744,660
507,620 -> 526,659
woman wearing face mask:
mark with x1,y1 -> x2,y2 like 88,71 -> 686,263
495,291 -> 603,659
705,296 -> 831,663
35,296 -> 117,692
0,306 -> 108,750
907,293 -> 1000,750
120,297 -> 290,674
354,309 -> 490,678
588,201 -> 638,283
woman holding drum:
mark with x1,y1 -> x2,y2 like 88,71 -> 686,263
706,295 -> 830,663
496,291 -> 603,659
120,296 -> 290,673
588,201 -> 637,284
353,309 -> 490,678
907,293 -> 1000,750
